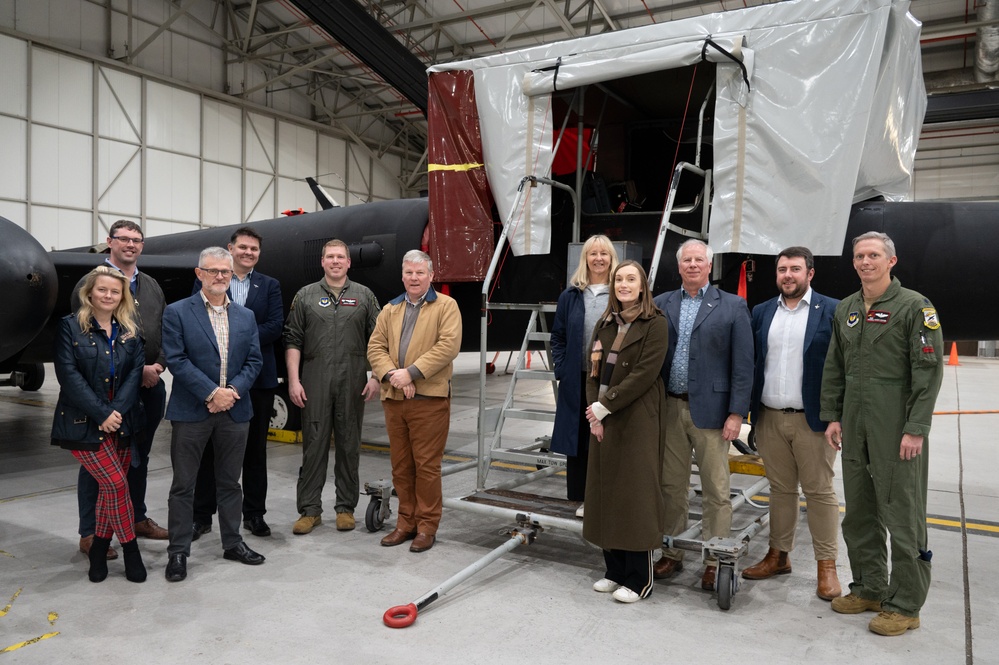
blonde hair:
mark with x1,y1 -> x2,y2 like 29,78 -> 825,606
76,266 -> 138,336
569,235 -> 619,290
603,260 -> 661,319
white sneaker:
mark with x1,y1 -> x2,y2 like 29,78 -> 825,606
593,578 -> 619,593
612,586 -> 641,603
575,504 -> 585,518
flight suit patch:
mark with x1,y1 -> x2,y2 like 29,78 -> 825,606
866,310 -> 890,324
922,308 -> 940,330
847,311 -> 861,328
318,297 -> 332,308
340,298 -> 358,307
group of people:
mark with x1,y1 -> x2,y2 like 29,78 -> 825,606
52,219 -> 942,637
552,233 -> 943,637
51,221 -> 460,586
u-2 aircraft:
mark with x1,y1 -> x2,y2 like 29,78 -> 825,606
2,194 -> 996,404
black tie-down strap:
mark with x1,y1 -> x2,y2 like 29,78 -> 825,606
701,37 -> 751,92
532,56 -> 565,92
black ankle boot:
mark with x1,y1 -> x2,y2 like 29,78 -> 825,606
88,536 -> 111,582
121,539 -> 147,583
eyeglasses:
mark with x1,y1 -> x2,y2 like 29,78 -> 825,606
110,236 -> 144,245
198,268 -> 233,278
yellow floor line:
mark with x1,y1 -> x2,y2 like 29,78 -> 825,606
1,632 -> 60,653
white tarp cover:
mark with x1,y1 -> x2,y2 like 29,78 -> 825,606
428,0 -> 924,257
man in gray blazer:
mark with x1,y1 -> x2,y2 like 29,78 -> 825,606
161,247 -> 264,582
652,239 -> 753,591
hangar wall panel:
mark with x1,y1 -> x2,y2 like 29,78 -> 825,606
373,154 -> 402,201
147,81 -> 200,154
0,202 -> 27,230
97,138 -> 141,216
245,171 -> 276,222
278,121 -> 318,178
31,49 -> 92,133
246,112 -> 276,173
0,35 -> 27,117
30,125 -> 91,209
203,100 -> 242,167
347,146 -> 370,204
146,149 -> 200,223
318,134 -> 349,206
0,117 -> 27,201
97,68 -> 142,143
32,206 -> 91,249
203,163 -> 243,227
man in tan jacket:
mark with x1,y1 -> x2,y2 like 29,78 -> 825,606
367,250 -> 462,553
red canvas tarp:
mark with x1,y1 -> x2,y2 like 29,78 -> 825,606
427,70 -> 494,281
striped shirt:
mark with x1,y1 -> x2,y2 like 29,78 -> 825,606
229,270 -> 252,306
200,291 -> 231,387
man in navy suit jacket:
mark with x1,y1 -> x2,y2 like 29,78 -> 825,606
162,247 -> 264,582
191,228 -> 283,539
742,247 -> 842,601
651,239 -> 753,591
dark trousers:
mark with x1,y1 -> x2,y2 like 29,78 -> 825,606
167,413 -> 248,556
565,374 -> 590,502
193,388 -> 274,525
603,549 -> 654,597
78,379 -> 166,536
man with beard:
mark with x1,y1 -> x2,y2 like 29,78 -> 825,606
743,246 -> 842,601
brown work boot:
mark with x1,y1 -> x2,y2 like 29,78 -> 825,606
741,547 -> 791,580
831,593 -> 882,614
700,565 -> 717,591
816,560 -> 842,600
869,611 -> 920,636
79,535 -> 118,560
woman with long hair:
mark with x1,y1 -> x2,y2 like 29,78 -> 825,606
583,260 -> 668,603
51,266 -> 147,583
550,235 -> 619,515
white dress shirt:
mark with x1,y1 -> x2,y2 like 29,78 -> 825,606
761,287 -> 813,410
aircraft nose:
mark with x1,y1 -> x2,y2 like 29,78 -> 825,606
0,217 -> 58,364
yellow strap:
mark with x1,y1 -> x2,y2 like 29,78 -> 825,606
427,162 -> 484,172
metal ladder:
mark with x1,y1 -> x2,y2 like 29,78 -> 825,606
479,303 -> 561,483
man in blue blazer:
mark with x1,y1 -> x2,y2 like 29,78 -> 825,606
191,227 -> 283,539
652,239 -> 753,591
742,246 -> 842,600
162,247 -> 264,582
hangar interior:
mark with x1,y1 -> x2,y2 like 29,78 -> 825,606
1,1 -> 997,663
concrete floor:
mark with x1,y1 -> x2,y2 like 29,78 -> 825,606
1,353 -> 996,664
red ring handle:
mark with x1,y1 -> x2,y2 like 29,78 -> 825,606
383,603 -> 418,628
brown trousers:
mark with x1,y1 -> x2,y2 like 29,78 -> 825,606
383,397 -> 451,535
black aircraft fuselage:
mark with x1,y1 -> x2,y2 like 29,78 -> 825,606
2,198 -> 997,391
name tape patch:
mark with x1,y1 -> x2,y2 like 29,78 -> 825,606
866,310 -> 890,324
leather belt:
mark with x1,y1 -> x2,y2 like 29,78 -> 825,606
764,405 -> 804,414
667,392 -> 689,401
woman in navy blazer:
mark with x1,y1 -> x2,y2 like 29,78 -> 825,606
51,266 -> 147,583
550,235 -> 618,509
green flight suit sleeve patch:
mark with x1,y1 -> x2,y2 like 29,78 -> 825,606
922,308 -> 940,330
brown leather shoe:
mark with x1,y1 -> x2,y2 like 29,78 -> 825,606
79,535 -> 118,560
380,528 -> 417,547
816,559 -> 843,600
652,557 -> 684,580
741,547 -> 792,580
410,533 -> 436,553
134,518 -> 168,540
701,565 -> 717,591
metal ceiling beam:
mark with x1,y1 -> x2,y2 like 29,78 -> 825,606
287,0 -> 428,115
925,89 -> 999,123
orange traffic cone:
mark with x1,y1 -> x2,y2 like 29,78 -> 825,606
947,342 -> 960,366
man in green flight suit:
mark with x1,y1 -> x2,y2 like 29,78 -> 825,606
820,231 -> 943,637
284,239 -> 381,535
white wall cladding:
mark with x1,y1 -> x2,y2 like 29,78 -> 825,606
0,30 -> 404,249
